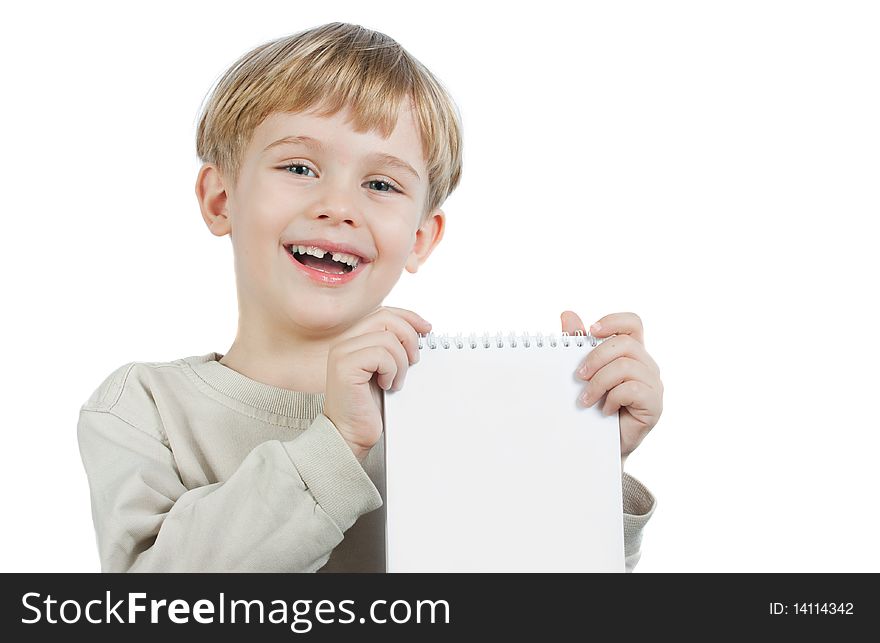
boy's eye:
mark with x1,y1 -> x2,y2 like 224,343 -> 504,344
283,163 -> 316,178
281,163 -> 402,194
368,180 -> 397,193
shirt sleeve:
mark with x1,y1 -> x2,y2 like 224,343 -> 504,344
77,405 -> 382,572
621,472 -> 657,573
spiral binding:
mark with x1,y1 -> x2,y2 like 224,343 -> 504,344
416,330 -> 601,350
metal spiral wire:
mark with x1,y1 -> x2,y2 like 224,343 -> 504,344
417,329 -> 600,349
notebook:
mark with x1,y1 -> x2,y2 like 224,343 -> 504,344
382,330 -> 624,572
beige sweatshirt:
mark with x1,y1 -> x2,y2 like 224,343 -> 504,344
77,353 -> 656,573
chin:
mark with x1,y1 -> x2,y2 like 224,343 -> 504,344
284,307 -> 360,333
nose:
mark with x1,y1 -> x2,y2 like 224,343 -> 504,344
311,173 -> 362,226
316,210 -> 357,225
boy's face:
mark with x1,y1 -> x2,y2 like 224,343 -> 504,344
197,102 -> 444,339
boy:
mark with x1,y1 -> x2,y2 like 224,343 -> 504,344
77,22 -> 661,573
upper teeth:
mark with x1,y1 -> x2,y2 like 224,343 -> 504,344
291,245 -> 360,268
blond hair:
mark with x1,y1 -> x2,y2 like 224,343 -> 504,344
195,22 -> 463,224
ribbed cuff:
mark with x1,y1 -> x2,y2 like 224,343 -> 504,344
622,472 -> 656,559
283,414 -> 383,533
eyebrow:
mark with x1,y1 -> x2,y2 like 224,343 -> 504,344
263,135 -> 421,181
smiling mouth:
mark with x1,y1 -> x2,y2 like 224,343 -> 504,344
286,246 -> 354,274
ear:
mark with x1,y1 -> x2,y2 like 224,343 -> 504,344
195,163 -> 233,237
405,209 -> 446,274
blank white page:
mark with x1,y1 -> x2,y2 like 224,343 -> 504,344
383,333 -> 624,572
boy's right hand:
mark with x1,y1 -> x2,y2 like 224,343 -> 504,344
322,306 -> 431,462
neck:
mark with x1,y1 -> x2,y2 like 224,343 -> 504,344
219,315 -> 342,394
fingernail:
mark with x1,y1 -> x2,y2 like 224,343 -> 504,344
579,388 -> 590,405
590,322 -> 602,333
578,364 -> 588,377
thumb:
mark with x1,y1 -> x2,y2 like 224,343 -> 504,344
560,310 -> 587,335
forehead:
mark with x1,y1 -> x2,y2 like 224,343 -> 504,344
250,103 -> 425,169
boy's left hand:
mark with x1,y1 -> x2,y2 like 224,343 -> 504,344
561,311 -> 663,466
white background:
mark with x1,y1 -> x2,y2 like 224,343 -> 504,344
1,0 -> 877,572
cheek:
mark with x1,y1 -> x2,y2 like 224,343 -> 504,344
237,189 -> 291,247
231,220 -> 285,286
374,221 -> 418,259
244,173 -> 289,220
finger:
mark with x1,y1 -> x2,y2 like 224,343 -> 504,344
579,357 -> 658,409
354,310 -> 424,366
560,310 -> 589,335
355,332 -> 410,391
379,306 -> 433,334
601,379 -> 659,417
378,330 -> 413,391
352,344 -> 400,391
578,334 -> 660,380
339,321 -> 419,367
383,311 -> 423,367
344,330 -> 412,390
588,312 -> 645,346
